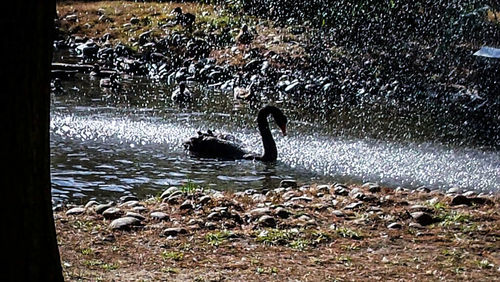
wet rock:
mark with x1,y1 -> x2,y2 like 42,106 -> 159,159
130,17 -> 140,25
258,215 -> 276,227
274,207 -> 291,219
120,195 -> 138,203
125,212 -> 146,221
333,186 -> 349,196
84,200 -> 99,209
66,207 -> 85,216
109,217 -> 141,230
387,222 -> 402,229
332,210 -> 345,217
450,195 -> 471,206
160,187 -> 179,199
95,202 -> 114,214
282,190 -> 300,201
344,202 -> 363,210
205,222 -> 218,230
447,187 -> 460,194
316,185 -> 330,194
207,212 -> 221,221
132,206 -> 148,213
165,194 -> 182,204
198,195 -> 212,205
102,208 -> 123,220
150,212 -> 169,221
280,179 -> 297,189
161,227 -> 187,237
410,212 -> 434,226
248,207 -> 271,219
180,200 -> 194,210
119,200 -> 140,208
462,191 -> 476,197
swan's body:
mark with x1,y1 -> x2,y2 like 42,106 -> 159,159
235,24 -> 254,45
172,7 -> 195,29
184,106 -> 287,162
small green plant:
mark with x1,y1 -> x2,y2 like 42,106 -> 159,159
161,251 -> 184,261
255,229 -> 294,246
80,248 -> 94,255
439,211 -> 471,227
290,239 -> 311,250
476,259 -> 493,269
205,230 -> 233,246
100,263 -> 119,270
335,227 -> 362,240
256,267 -> 278,274
161,267 -> 179,274
180,180 -> 198,194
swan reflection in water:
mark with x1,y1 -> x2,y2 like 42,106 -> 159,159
184,106 -> 287,162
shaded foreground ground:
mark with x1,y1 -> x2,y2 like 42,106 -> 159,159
56,183 -> 499,281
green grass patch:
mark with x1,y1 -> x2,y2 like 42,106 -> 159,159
205,230 -> 234,246
161,251 -> 184,261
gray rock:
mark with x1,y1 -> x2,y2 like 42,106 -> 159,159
334,186 -> 349,196
94,202 -> 114,214
410,212 -> 434,226
120,195 -> 138,203
274,207 -> 291,218
332,210 -> 345,217
280,179 -> 297,189
125,212 -> 146,221
165,194 -> 181,204
252,194 -> 267,202
84,200 -> 99,209
180,200 -> 194,210
282,190 -> 299,201
248,207 -> 271,219
160,187 -> 180,199
109,217 -> 141,230
161,227 -> 187,237
451,195 -> 471,206
368,185 -> 381,193
132,206 -> 148,213
66,207 -> 85,216
204,222 -> 217,230
130,17 -> 140,25
102,208 -> 123,220
416,186 -> 430,193
258,215 -> 276,227
119,200 -> 140,208
447,187 -> 460,194
409,222 -> 425,229
150,211 -> 169,221
289,196 -> 313,202
344,202 -> 363,210
316,185 -> 330,194
387,222 -> 402,229
207,212 -> 221,221
198,195 -> 212,205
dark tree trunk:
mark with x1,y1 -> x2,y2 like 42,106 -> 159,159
1,1 -> 63,281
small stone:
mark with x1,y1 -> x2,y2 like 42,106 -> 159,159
198,195 -> 212,205
252,194 -> 267,202
180,200 -> 194,210
109,217 -> 141,230
410,212 -> 434,226
409,222 -> 425,229
334,186 -> 349,196
290,196 -> 313,202
125,212 -> 146,221
387,222 -> 402,229
160,187 -> 179,199
150,211 -> 169,221
102,208 -> 123,220
462,191 -> 476,197
280,179 -> 297,188
204,222 -> 217,230
282,190 -> 299,201
316,185 -> 330,193
66,207 -> 85,216
368,185 -> 381,193
84,200 -> 99,209
416,186 -> 430,193
258,215 -> 276,227
207,212 -> 221,221
274,207 -> 291,218
161,227 -> 187,237
130,17 -> 140,25
248,207 -> 271,219
450,195 -> 471,206
165,194 -> 181,204
409,205 -> 433,213
332,210 -> 345,217
120,195 -> 138,203
132,206 -> 148,213
447,187 -> 460,194
344,202 -> 363,210
94,202 -> 114,214
119,200 -> 140,208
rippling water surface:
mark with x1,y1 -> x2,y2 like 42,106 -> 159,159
51,57 -> 499,203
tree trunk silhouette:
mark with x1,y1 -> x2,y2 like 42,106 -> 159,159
1,1 -> 63,280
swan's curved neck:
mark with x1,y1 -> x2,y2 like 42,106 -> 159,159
257,108 -> 277,162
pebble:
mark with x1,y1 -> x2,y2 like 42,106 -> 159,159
274,207 -> 291,218
332,210 -> 345,217
180,200 -> 194,210
333,186 -> 349,196
160,187 -> 180,199
150,212 -> 169,221
84,200 -> 99,209
102,208 -> 123,219
282,190 -> 300,201
161,227 -> 187,237
289,196 -> 313,202
280,179 -> 297,189
125,212 -> 146,221
198,195 -> 212,205
120,195 -> 138,203
207,212 -> 221,221
258,215 -> 276,227
344,202 -> 363,210
205,222 -> 217,230
109,217 -> 141,230
446,187 -> 460,194
132,206 -> 148,213
409,222 -> 425,229
316,185 -> 330,193
248,207 -> 271,219
410,212 -> 434,226
95,202 -> 114,214
387,222 -> 402,229
66,207 -> 85,216
119,200 -> 140,208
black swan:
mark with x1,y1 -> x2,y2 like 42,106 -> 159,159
184,106 -> 287,162
171,82 -> 192,103
172,7 -> 195,29
235,24 -> 254,45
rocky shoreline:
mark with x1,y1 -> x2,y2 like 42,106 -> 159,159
55,180 -> 499,280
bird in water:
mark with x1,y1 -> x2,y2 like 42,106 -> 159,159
171,82 -> 192,103
172,7 -> 195,29
233,81 -> 255,101
235,24 -> 254,45
184,106 -> 287,162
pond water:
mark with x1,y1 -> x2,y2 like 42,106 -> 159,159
50,53 -> 499,204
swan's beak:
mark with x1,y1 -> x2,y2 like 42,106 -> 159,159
279,125 -> 287,136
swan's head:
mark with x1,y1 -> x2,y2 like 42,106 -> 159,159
274,110 -> 287,136
172,7 -> 183,15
